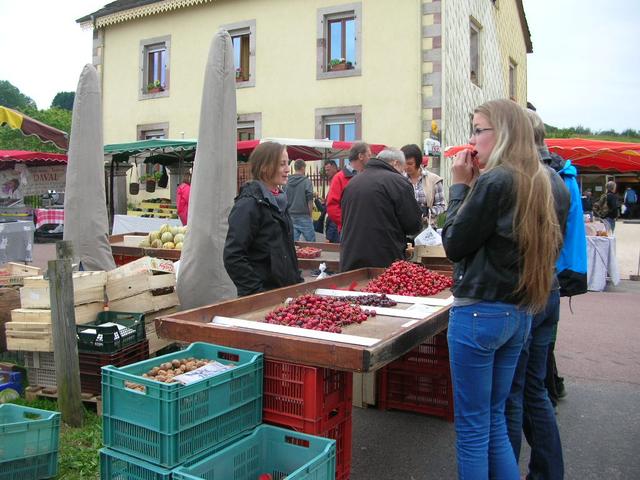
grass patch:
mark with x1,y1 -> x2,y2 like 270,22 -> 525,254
10,397 -> 101,480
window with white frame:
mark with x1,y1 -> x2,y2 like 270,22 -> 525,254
317,4 -> 362,79
140,36 -> 170,97
509,59 -> 517,100
316,106 -> 362,168
224,20 -> 256,88
470,20 -> 481,86
137,123 -> 168,175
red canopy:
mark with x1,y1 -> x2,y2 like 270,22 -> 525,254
0,150 -> 68,163
237,138 -> 386,161
444,138 -> 640,172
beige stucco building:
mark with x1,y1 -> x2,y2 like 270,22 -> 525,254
79,0 -> 532,190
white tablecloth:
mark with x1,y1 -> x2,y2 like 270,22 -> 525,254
586,235 -> 620,291
112,215 -> 183,235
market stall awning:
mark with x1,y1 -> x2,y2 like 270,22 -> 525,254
105,138 -> 387,163
104,139 -> 198,156
0,150 -> 68,164
444,138 -> 640,172
0,105 -> 69,150
237,138 -> 387,161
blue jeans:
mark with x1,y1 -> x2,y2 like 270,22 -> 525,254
291,215 -> 316,242
325,218 -> 340,243
448,301 -> 532,480
506,290 -> 564,480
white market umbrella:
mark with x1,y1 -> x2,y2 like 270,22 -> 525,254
177,30 -> 237,309
63,64 -> 116,271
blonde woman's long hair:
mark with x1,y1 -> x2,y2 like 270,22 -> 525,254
475,99 -> 561,312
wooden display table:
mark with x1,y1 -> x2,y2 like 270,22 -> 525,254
110,234 -> 341,270
156,268 -> 451,372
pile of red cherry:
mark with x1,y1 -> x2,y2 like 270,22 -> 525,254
364,260 -> 453,296
295,246 -> 322,258
264,294 -> 373,333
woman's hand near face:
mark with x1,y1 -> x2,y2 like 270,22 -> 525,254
451,149 -> 480,186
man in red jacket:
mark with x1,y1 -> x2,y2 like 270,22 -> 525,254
326,142 -> 371,235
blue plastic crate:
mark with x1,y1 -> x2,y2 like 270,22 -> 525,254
0,404 -> 60,462
0,452 -> 58,480
100,434 -> 243,480
100,448 -> 173,480
102,342 -> 263,467
173,425 -> 336,480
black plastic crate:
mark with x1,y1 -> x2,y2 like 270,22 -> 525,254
77,311 -> 145,353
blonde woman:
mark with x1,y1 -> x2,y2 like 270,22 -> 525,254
442,99 -> 562,479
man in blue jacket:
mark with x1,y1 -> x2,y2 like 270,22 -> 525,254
506,110 -> 587,480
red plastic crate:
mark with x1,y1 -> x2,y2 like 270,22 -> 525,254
263,358 -> 353,431
390,331 -> 450,373
79,339 -> 149,395
113,254 -> 140,266
378,368 -> 454,422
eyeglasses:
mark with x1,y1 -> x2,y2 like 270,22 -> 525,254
472,127 -> 494,137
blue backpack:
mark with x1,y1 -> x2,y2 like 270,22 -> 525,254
625,189 -> 637,205
553,156 -> 588,296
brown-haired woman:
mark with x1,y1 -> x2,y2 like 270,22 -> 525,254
442,99 -> 562,479
223,142 -> 303,296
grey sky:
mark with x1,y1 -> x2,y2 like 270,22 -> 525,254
523,0 -> 640,131
1,1 -> 638,132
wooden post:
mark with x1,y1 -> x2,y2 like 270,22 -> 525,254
49,240 -> 84,427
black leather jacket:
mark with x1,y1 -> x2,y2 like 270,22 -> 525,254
443,165 -> 569,304
223,181 -> 303,296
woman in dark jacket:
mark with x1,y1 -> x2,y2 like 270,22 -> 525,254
442,99 -> 562,479
223,142 -> 303,297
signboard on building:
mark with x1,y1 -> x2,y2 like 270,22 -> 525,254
0,165 -> 66,200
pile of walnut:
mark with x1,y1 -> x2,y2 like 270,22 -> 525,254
124,357 -> 212,391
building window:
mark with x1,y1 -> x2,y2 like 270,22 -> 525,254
317,3 -> 362,80
137,123 -> 168,175
316,106 -> 362,168
223,20 -> 256,88
237,113 -> 262,140
470,20 -> 481,86
140,36 -> 170,99
324,115 -> 357,141
509,59 -> 517,100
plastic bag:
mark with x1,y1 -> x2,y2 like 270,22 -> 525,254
414,225 -> 442,246
316,262 -> 329,280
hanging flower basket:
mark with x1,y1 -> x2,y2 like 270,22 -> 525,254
129,182 -> 140,195
145,179 -> 156,193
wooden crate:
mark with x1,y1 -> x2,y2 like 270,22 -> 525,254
9,302 -> 104,326
5,322 -> 53,352
0,263 -> 41,287
106,270 -> 176,302
109,289 -> 178,314
20,285 -> 104,309
107,256 -> 175,279
144,307 -> 179,355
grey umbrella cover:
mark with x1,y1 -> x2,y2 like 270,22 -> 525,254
63,64 -> 116,271
177,30 -> 238,309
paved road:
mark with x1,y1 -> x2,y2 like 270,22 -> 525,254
350,280 -> 640,479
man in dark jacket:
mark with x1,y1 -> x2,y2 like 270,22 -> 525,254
224,181 -> 303,296
340,149 -> 422,271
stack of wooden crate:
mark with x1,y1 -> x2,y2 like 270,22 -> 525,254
105,256 -> 179,354
6,271 -> 106,353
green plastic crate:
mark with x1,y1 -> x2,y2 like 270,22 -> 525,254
77,311 -> 146,353
102,342 -> 263,467
173,425 -> 336,480
0,404 -> 60,462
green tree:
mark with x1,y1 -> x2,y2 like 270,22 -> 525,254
0,106 -> 71,152
51,91 -> 75,111
0,80 -> 36,109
